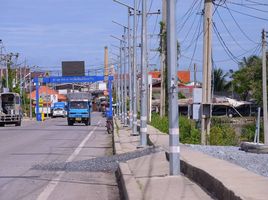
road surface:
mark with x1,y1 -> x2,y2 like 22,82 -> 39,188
0,112 -> 120,200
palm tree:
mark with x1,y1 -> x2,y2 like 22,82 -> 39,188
213,68 -> 231,92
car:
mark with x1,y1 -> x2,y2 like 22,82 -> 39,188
52,108 -> 67,118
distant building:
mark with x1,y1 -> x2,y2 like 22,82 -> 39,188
148,70 -> 190,83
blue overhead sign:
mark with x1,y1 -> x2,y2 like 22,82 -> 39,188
34,75 -> 114,121
34,76 -> 113,84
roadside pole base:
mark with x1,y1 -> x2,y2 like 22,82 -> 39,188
136,145 -> 147,149
130,133 -> 139,136
240,142 -> 268,154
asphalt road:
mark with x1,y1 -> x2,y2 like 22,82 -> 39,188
0,112 -> 120,200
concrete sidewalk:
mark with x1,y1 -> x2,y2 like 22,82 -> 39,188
114,119 -> 213,200
147,125 -> 268,200
115,120 -> 268,200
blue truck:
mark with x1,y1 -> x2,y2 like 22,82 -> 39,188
66,93 -> 91,126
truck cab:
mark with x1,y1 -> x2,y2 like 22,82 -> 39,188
0,92 -> 22,127
67,93 -> 91,126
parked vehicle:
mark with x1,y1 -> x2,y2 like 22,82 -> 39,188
52,107 -> 67,118
0,92 -> 22,127
66,93 -> 91,126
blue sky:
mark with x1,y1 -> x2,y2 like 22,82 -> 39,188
1,0 -> 268,80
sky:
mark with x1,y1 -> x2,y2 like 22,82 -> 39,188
0,0 -> 268,80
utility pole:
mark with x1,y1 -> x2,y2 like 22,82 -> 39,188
104,46 -> 109,81
29,71 -> 32,120
140,0 -> 148,147
132,0 -> 138,135
262,29 -> 268,145
6,55 -> 10,91
167,0 -> 180,175
160,0 -> 167,117
120,40 -> 124,122
128,8 -> 133,129
111,23 -> 128,126
116,60 -> 120,117
194,63 -> 197,88
123,31 -> 128,127
201,0 -> 213,145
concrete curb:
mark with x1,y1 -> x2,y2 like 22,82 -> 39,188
147,125 -> 268,200
116,162 -> 143,200
113,120 -> 142,200
149,133 -> 241,200
180,159 -> 240,200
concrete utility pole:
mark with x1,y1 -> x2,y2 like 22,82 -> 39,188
194,63 -> 197,88
115,60 -> 120,117
6,55 -> 10,90
160,0 -> 167,117
201,0 -> 213,145
29,71 -> 32,120
120,40 -> 124,122
104,47 -> 109,81
128,8 -> 133,129
112,22 -> 128,126
123,32 -> 128,127
132,0 -> 138,135
140,0 -> 148,147
262,29 -> 268,145
167,0 -> 180,175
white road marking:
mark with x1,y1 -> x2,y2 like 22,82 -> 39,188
36,121 -> 100,200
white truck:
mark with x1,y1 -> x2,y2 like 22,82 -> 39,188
0,92 -> 22,127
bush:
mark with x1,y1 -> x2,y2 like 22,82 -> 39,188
209,124 -> 238,146
240,123 -> 264,143
151,113 -> 168,134
150,113 -> 200,144
179,116 -> 200,144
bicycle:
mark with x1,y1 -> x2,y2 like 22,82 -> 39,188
106,117 -> 114,134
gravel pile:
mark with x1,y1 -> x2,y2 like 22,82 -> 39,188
188,145 -> 268,177
32,147 -> 162,173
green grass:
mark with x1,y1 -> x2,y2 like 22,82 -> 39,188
150,113 -> 201,144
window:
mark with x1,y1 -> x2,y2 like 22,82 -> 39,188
69,101 -> 88,109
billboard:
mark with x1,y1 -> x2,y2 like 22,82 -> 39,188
62,61 -> 85,76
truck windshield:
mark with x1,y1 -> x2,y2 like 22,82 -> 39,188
69,101 -> 88,109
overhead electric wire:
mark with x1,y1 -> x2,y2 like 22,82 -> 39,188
181,14 -> 203,54
226,1 -> 268,13
176,0 -> 200,34
186,15 -> 203,71
215,9 -> 248,52
179,1 -> 202,45
216,2 -> 268,21
213,43 -> 261,63
245,0 -> 268,6
224,3 -> 258,44
213,22 -> 240,64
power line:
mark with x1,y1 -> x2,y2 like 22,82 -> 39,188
213,22 -> 240,64
216,2 -> 268,21
244,0 -> 268,6
181,14 -> 203,53
227,0 -> 268,13
224,3 -> 258,44
215,9 -> 248,52
176,0 -> 201,34
186,15 -> 202,71
179,3 -> 202,45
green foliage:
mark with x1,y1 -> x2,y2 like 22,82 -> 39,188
178,92 -> 186,99
213,68 -> 231,92
179,116 -> 200,144
151,113 -> 169,134
240,123 -> 264,143
150,113 -> 201,144
232,55 -> 264,103
209,123 -> 238,146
